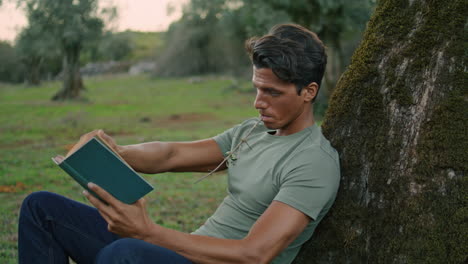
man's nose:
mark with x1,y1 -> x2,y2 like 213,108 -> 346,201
254,92 -> 268,109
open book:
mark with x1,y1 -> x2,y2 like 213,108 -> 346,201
52,136 -> 154,204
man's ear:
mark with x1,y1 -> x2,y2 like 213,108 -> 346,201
302,82 -> 318,102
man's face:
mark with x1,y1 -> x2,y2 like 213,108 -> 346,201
252,67 -> 312,135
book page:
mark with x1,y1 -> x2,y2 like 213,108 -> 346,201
65,137 -> 93,158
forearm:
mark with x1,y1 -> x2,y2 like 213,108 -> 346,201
85,184 -> 306,264
141,201 -> 310,264
140,224 -> 262,264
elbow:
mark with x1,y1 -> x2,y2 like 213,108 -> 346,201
240,254 -> 264,264
239,246 -> 270,264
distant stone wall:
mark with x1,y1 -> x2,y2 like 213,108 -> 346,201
77,61 -> 157,77
79,61 -> 132,76
128,61 -> 157,75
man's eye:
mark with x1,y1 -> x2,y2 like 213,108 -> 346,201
269,90 -> 281,96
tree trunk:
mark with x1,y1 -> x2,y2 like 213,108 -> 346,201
52,45 -> 85,101
323,40 -> 344,99
294,0 -> 466,263
24,57 -> 42,86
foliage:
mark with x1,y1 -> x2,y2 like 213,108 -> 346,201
98,32 -> 133,61
81,31 -> 134,63
256,0 -> 375,39
157,0 -> 374,77
156,0 -> 250,77
123,31 -> 166,61
5,29 -> 164,85
15,22 -> 61,85
0,41 -> 25,83
156,0 -> 276,77
81,31 -> 165,63
18,0 -> 106,59
17,0 -> 111,100
156,0 -> 375,118
0,74 -> 258,262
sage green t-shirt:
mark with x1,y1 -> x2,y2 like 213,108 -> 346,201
192,118 -> 340,264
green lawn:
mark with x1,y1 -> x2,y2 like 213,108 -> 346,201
0,74 -> 257,263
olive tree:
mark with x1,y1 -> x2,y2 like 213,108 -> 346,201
294,0 -> 466,262
19,0 -> 106,100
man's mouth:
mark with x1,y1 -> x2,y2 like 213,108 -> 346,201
260,114 -> 274,122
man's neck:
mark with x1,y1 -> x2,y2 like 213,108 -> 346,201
275,107 -> 315,136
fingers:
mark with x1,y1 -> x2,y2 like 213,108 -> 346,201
88,182 -> 122,207
136,198 -> 147,208
83,184 -> 131,235
52,155 -> 65,164
130,198 -> 146,211
97,129 -> 107,139
81,129 -> 113,145
83,189 -> 112,220
67,130 -> 104,157
97,130 -> 118,148
80,129 -> 102,140
83,191 -> 118,233
84,187 -> 151,237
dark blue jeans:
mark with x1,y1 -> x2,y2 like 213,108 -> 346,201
18,191 -> 193,264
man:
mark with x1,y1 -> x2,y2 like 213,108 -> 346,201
18,24 -> 340,264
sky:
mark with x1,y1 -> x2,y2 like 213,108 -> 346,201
0,0 -> 188,42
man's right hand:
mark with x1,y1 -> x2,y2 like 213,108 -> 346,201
68,130 -> 226,174
66,129 -> 119,158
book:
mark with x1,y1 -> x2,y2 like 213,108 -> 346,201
52,136 -> 154,204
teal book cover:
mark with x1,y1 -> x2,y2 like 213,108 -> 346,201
53,137 -> 154,204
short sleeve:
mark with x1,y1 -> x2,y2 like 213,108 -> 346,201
273,150 -> 340,220
212,118 -> 263,158
212,124 -> 240,157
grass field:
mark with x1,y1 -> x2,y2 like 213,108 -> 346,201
0,74 -> 257,263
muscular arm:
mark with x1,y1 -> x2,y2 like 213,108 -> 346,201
81,130 -> 311,263
118,139 -> 226,174
145,201 -> 310,264
86,183 -> 311,264
74,130 -> 226,174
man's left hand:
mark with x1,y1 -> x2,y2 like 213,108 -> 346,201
83,182 -> 154,240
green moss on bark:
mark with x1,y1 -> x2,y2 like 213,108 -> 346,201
408,87 -> 467,263
294,0 -> 467,263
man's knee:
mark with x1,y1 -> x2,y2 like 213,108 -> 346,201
95,238 -> 141,263
20,191 -> 57,215
95,238 -> 192,264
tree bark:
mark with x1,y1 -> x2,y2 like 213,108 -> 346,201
294,0 -> 466,263
24,57 -> 42,86
52,45 -> 85,101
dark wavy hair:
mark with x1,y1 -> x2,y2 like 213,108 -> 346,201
245,24 -> 327,101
